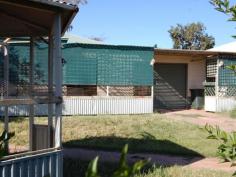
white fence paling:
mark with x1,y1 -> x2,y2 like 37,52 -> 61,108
0,97 -> 153,116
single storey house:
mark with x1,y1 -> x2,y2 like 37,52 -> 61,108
2,34 -> 236,115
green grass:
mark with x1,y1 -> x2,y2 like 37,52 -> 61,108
63,158 -> 233,177
2,114 -> 220,157
135,166 -> 233,177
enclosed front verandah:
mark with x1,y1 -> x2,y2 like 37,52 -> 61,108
0,1 -> 78,177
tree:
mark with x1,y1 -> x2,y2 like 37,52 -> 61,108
168,22 -> 215,50
210,0 -> 236,69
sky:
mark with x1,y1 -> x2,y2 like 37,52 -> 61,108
70,0 -> 236,48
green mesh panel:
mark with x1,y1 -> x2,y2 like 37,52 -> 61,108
63,44 -> 154,86
0,45 -> 30,84
219,55 -> 236,86
35,47 -> 48,84
63,47 -> 97,85
0,44 -> 48,85
1,43 -> 154,86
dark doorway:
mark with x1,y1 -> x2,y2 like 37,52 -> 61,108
154,63 -> 190,110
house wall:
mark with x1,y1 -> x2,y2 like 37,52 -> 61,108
154,54 -> 206,97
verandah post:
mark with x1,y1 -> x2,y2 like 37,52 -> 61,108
3,44 -> 9,152
48,33 -> 54,148
52,13 -> 62,149
29,37 -> 35,151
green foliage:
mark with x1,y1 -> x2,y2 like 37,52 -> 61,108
210,0 -> 236,20
204,124 -> 236,165
0,130 -> 15,158
85,144 -> 149,177
168,22 -> 215,50
85,157 -> 101,177
210,0 -> 236,38
226,65 -> 236,75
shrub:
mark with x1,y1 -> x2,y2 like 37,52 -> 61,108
204,124 -> 236,165
0,130 -> 15,158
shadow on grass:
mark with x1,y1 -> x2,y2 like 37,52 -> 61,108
154,108 -> 190,114
63,136 -> 204,158
64,157 -> 164,177
63,133 -> 205,177
63,136 -> 204,177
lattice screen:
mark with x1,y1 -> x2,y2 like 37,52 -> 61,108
204,86 -> 215,96
206,58 -> 217,82
218,86 -> 236,97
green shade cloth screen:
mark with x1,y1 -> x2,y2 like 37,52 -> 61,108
218,55 -> 236,86
63,44 -> 154,86
0,43 -> 154,86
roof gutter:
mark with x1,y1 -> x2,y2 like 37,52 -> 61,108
154,48 -> 236,56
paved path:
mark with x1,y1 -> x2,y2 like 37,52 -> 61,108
63,148 -> 236,172
163,109 -> 236,132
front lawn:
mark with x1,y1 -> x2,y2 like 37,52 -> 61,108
4,114 -> 219,157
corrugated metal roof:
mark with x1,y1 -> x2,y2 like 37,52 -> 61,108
47,0 -> 78,6
155,48 -> 236,56
63,34 -> 104,44
30,0 -> 78,7
208,41 -> 236,53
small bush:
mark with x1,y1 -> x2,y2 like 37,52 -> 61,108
204,124 -> 236,165
0,130 -> 15,158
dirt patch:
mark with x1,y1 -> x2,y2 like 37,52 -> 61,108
163,109 -> 236,132
188,158 -> 236,172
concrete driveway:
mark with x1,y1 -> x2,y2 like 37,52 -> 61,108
162,109 -> 236,132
